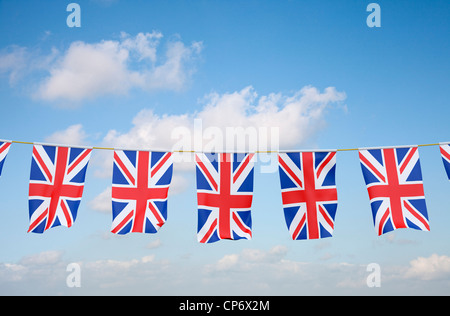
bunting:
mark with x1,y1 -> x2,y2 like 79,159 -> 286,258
440,142 -> 450,180
0,140 -> 11,176
195,153 -> 255,243
278,151 -> 338,240
359,146 -> 430,236
111,150 -> 173,234
0,137 -> 448,240
28,144 -> 92,233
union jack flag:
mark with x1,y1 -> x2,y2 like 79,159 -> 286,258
196,153 -> 254,243
111,150 -> 173,234
0,140 -> 11,176
359,146 -> 430,236
28,144 -> 92,233
439,142 -> 450,180
278,151 -> 338,240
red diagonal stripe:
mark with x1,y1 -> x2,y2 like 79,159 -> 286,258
232,212 -> 251,236
151,152 -> 171,177
403,200 -> 430,231
67,149 -> 91,174
196,155 -> 218,191
318,204 -> 334,230
359,152 -> 386,182
316,152 -> 336,179
114,151 -> 135,186
0,142 -> 11,155
33,146 -> 53,182
440,146 -> 450,162
148,201 -> 165,227
399,147 -> 417,174
233,153 -> 253,183
378,208 -> 391,236
60,200 -> 73,228
27,208 -> 48,233
111,211 -> 134,234
200,218 -> 217,243
278,155 -> 303,187
292,213 -> 306,240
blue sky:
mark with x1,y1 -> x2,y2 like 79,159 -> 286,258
0,0 -> 449,295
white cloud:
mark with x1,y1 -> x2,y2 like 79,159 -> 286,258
205,246 -> 289,274
0,46 -> 29,85
88,187 -> 112,213
0,32 -> 202,104
202,246 -> 371,294
0,251 -> 66,291
19,250 -> 64,266
146,240 -> 162,250
403,254 -> 450,281
143,40 -> 202,91
215,254 -> 239,271
2,248 -> 450,295
37,32 -> 202,102
45,124 -> 88,146
37,39 -> 134,102
120,31 -> 162,63
0,45 -> 58,86
102,85 -> 346,153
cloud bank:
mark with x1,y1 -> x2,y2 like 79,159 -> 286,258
102,85 -> 347,152
2,249 -> 449,295
0,32 -> 202,104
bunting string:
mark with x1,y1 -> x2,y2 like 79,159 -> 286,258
0,138 -> 449,239
6,139 -> 445,152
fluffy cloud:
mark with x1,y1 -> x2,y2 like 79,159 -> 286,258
2,249 -> 450,295
88,187 -> 112,213
38,39 -> 134,101
45,124 -> 88,146
403,254 -> 450,281
206,246 -> 289,273
0,46 -> 29,85
0,45 -> 59,87
0,32 -> 202,104
102,85 -> 346,153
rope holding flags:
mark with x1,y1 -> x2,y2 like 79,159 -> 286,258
0,139 -> 449,241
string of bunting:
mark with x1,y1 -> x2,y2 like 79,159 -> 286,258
7,139 -> 442,151
0,138 -> 449,242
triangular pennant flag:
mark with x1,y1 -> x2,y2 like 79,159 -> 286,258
111,150 -> 173,234
359,146 -> 430,236
439,142 -> 450,180
0,140 -> 12,177
28,144 -> 92,233
195,153 -> 254,243
278,151 -> 338,240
